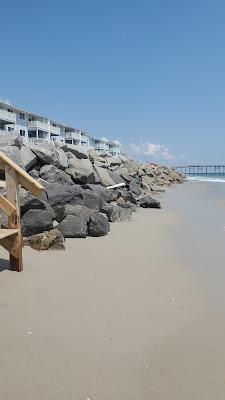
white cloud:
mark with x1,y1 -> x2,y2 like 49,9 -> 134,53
0,98 -> 11,104
130,142 -> 174,160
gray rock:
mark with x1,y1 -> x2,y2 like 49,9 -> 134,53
57,215 -> 87,238
40,164 -> 73,185
21,209 -> 53,237
20,146 -> 37,171
66,157 -> 95,183
64,204 -> 95,222
81,189 -> 102,210
129,179 -> 141,196
29,169 -> 40,179
53,206 -> 65,223
0,132 -> 23,148
100,203 -> 120,222
138,195 -> 161,208
62,144 -> 88,159
108,170 -> 125,184
88,213 -> 109,237
93,164 -> 115,186
84,184 -> 114,203
0,146 -> 24,168
29,145 -> 53,165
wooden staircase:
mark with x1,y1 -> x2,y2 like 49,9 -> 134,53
0,151 -> 44,272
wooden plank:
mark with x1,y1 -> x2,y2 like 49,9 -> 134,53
0,228 -> 19,240
0,194 -> 16,216
0,151 -> 44,198
5,165 -> 23,272
0,234 -> 20,258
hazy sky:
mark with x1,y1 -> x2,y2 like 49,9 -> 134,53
1,0 -> 225,164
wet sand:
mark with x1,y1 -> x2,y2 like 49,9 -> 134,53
0,182 -> 225,399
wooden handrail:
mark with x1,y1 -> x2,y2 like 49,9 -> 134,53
0,150 -> 45,271
0,151 -> 44,197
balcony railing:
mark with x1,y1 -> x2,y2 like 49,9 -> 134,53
0,128 -> 19,135
0,109 -> 16,123
28,121 -> 49,131
49,125 -> 60,134
63,131 -> 81,140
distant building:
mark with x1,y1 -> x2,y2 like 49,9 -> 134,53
0,101 -> 121,156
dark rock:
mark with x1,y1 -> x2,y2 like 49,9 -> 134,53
64,204 -> 95,222
29,169 -> 40,179
81,189 -> 102,210
129,179 -> 141,196
100,203 -> 120,222
20,188 -> 53,217
108,170 -> 125,185
84,184 -> 114,203
40,164 -> 73,185
21,209 -> 53,237
88,213 -> 109,237
41,182 -> 84,208
57,215 -> 87,238
138,196 -> 161,209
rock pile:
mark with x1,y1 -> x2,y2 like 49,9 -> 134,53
0,133 -> 184,249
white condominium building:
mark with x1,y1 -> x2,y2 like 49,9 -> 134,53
0,101 -> 121,156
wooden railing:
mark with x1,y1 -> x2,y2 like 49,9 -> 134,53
0,151 -> 44,272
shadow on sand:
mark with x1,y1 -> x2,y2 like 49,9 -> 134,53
0,258 -> 11,272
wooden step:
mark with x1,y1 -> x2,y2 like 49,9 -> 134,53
0,229 -> 19,240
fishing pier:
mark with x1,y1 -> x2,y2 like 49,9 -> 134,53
175,165 -> 225,175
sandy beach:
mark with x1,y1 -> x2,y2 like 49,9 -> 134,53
1,181 -> 225,399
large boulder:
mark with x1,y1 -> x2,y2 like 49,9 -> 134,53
108,170 -> 125,185
129,178 -> 141,196
0,132 -> 23,148
23,229 -> 65,251
0,146 -> 24,168
57,215 -> 87,238
100,203 -> 120,222
64,204 -> 95,222
88,213 -> 109,237
62,144 -> 88,159
40,182 -> 84,208
40,164 -> 73,185
81,189 -> 102,210
29,145 -> 68,169
138,195 -> 161,209
21,209 -> 53,237
20,188 -> 55,218
84,184 -> 114,203
93,164 -> 115,186
20,145 -> 37,171
66,157 -> 96,183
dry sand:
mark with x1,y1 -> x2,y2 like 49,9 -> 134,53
0,182 -> 225,399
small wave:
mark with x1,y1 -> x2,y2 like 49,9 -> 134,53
187,176 -> 225,183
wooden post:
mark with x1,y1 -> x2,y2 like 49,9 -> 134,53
5,165 -> 23,272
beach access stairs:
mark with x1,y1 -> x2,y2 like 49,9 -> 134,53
0,151 -> 44,272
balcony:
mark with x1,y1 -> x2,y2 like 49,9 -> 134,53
28,120 -> 49,131
0,109 -> 16,123
49,125 -> 60,135
64,131 -> 81,140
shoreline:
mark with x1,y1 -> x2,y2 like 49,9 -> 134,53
2,182 -> 225,399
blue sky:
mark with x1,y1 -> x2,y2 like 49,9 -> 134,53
1,0 -> 225,164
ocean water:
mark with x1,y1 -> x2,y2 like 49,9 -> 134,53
187,173 -> 225,183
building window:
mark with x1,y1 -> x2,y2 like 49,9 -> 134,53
19,113 -> 25,120
28,131 -> 37,138
20,130 -> 25,137
8,127 -> 14,132
65,139 -> 72,144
